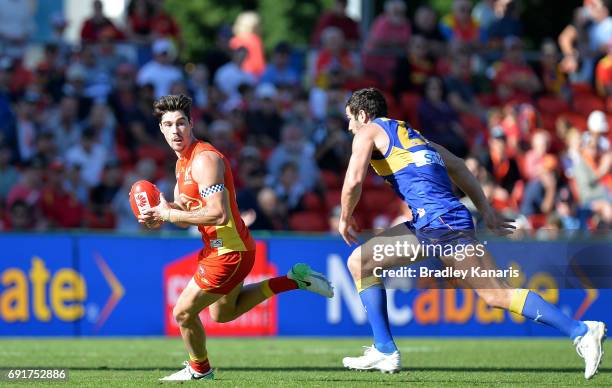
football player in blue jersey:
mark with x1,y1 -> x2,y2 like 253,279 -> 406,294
339,88 -> 606,379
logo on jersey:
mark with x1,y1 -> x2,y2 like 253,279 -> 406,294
412,149 -> 445,167
183,166 -> 194,184
134,192 -> 151,212
210,239 -> 223,248
179,193 -> 204,211
417,208 -> 426,218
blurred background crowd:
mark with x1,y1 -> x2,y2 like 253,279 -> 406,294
0,0 -> 610,238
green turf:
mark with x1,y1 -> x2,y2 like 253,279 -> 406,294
0,337 -> 609,387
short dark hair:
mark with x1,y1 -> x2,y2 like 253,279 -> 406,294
153,94 -> 192,122
346,88 -> 388,119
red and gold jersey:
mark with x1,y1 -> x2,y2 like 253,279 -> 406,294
176,140 -> 255,258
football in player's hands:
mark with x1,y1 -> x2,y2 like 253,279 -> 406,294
129,180 -> 161,219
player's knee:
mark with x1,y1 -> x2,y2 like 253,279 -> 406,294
173,306 -> 195,326
347,249 -> 361,280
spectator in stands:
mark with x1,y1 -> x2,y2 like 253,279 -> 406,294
126,0 -> 153,43
483,124 -> 522,194
96,29 -> 129,77
535,39 -> 570,99
41,160 -> 84,228
0,0 -> 35,59
36,43 -> 67,102
520,130 -> 558,216
440,0 -> 484,47
585,110 -> 611,152
80,0 -> 125,44
6,200 -> 36,230
149,0 -> 181,40
491,36 -> 541,103
245,83 -> 283,148
314,27 -> 356,89
412,5 -> 446,58
273,161 -> 306,213
86,103 -> 116,153
417,76 -> 469,157
90,160 -> 123,211
595,39 -> 612,96
267,123 -> 319,191
444,47 -> 485,116
203,26 -> 232,83
394,35 -> 435,96
312,112 -> 351,171
363,0 -> 411,85
564,127 -> 612,228
0,144 -> 19,202
559,0 -> 612,82
62,63 -> 94,120
230,11 -> 265,78
311,0 -> 360,48
61,163 -> 87,205
309,68 -> 352,120
487,0 -> 523,47
261,42 -> 301,88
13,92 -> 40,163
214,47 -> 255,105
46,95 -> 83,155
49,12 -> 71,59
32,132 -> 59,166
65,128 -> 108,188
6,156 -> 44,216
472,0 -> 498,31
257,187 -> 287,230
137,39 -> 182,99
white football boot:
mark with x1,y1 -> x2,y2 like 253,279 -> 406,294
343,345 -> 401,373
574,321 -> 607,379
159,361 -> 214,381
287,263 -> 334,298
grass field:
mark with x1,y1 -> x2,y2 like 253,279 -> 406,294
0,337 -> 609,387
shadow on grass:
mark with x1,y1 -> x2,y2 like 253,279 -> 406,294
27,366 -> 612,374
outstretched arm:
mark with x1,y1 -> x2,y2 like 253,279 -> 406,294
431,142 -> 516,236
340,127 -> 374,245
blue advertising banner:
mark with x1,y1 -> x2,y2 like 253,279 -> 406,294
0,235 -> 76,336
0,233 -> 610,337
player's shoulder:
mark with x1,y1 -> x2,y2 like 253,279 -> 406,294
192,145 -> 224,171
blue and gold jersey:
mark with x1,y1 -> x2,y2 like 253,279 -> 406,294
369,117 -> 464,229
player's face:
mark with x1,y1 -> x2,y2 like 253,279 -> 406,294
345,106 -> 367,135
160,110 -> 193,154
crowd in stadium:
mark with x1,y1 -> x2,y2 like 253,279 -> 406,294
0,0 -> 610,236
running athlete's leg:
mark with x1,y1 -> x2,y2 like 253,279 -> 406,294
208,280 -> 277,323
347,223 -> 423,355
210,268 -> 332,323
173,278 -> 223,371
440,247 -> 588,339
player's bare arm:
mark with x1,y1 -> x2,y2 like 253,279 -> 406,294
140,151 -> 229,226
431,142 -> 516,236
339,124 -> 379,245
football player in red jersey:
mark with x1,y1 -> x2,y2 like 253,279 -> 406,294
139,95 -> 333,381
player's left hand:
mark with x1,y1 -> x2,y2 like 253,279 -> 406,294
482,207 -> 516,236
339,216 -> 360,246
138,193 -> 170,227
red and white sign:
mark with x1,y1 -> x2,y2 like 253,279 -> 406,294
163,241 -> 278,336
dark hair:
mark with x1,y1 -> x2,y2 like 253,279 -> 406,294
346,88 -> 388,119
153,94 -> 192,122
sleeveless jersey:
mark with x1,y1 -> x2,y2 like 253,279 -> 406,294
369,117 -> 464,229
176,141 -> 255,257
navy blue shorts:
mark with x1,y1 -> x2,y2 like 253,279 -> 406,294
405,205 -> 476,246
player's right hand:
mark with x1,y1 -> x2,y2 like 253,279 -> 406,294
339,216 -> 360,246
